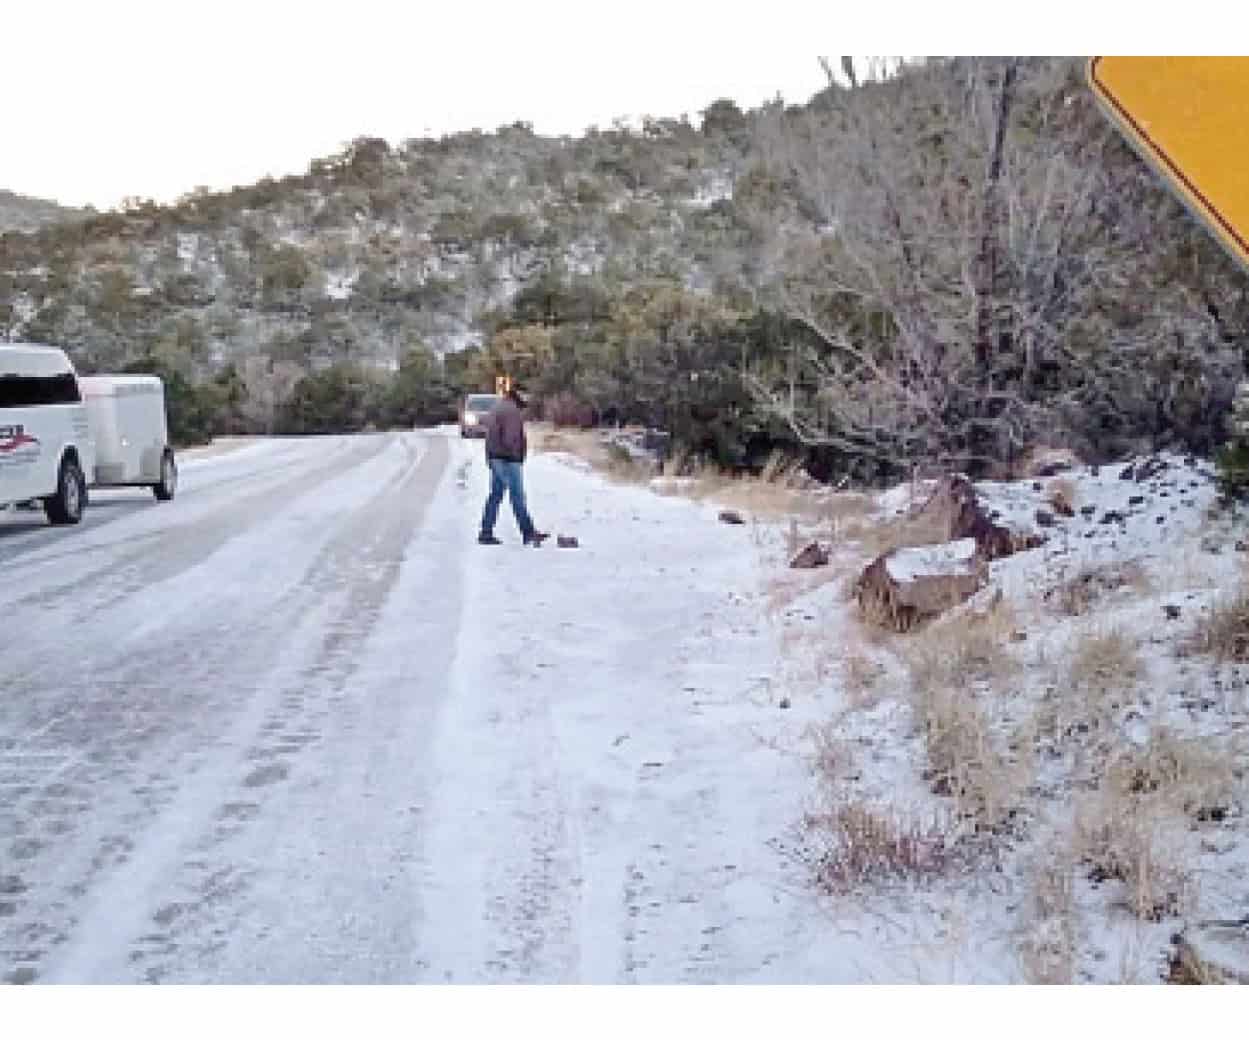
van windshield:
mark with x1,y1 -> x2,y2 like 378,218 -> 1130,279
466,395 -> 499,413
0,372 -> 81,408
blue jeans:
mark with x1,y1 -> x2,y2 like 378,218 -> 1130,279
480,458 -> 535,539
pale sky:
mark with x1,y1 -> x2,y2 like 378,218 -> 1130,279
4,2 -> 1219,211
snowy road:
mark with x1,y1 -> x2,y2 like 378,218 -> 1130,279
3,430 -> 881,984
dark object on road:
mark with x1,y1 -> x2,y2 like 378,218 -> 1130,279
1163,604 -> 1182,620
1035,509 -> 1056,528
557,535 -> 579,548
718,509 -> 745,525
789,542 -> 830,569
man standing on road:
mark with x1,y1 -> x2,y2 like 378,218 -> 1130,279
478,384 -> 548,546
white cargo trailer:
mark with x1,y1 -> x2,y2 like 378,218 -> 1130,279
78,375 -> 177,501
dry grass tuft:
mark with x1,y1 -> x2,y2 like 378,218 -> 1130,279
803,800 -> 953,892
1047,476 -> 1078,516
848,507 -> 954,562
903,605 -> 1020,694
906,683 -> 1028,828
1075,792 -> 1195,922
1067,628 -> 1143,699
901,605 -> 1031,829
1187,588 -> 1249,661
807,722 -> 861,788
537,429 -> 572,454
841,651 -> 885,710
1104,728 -> 1241,823
1016,845 -> 1080,984
1045,560 -> 1151,617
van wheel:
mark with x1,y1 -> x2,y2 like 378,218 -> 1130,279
44,456 -> 87,525
153,451 -> 177,501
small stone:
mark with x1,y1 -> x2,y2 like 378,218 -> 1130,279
1100,510 -> 1126,525
1032,481 -> 1043,492
1010,630 -> 1027,643
1236,541 -> 1249,552
778,697 -> 791,710
718,510 -> 745,525
557,535 -> 579,548
1128,495 -> 1145,506
1163,604 -> 1181,620
789,542 -> 830,569
1120,462 -> 1137,480
1157,516 -> 1166,525
1035,509 -> 1056,528
1080,505 -> 1097,518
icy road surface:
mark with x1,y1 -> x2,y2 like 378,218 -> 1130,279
2,430 -> 909,984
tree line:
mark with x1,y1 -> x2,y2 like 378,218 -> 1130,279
4,57 -> 1247,482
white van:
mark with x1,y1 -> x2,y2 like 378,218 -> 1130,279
78,375 -> 177,501
0,343 -> 96,524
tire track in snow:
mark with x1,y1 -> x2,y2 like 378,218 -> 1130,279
108,435 -> 449,982
415,480 -> 585,982
0,434 -> 438,983
0,435 -> 375,621
0,437 -> 311,567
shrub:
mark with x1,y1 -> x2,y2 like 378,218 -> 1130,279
1188,587 -> 1249,661
803,801 -> 953,892
544,391 -> 596,429
1075,791 -> 1194,922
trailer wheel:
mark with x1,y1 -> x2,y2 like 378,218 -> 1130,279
44,455 -> 87,525
153,450 -> 177,502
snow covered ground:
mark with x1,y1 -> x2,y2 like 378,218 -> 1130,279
2,432 -> 1246,983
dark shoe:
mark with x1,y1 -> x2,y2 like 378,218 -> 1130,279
478,532 -> 502,545
524,531 -> 550,547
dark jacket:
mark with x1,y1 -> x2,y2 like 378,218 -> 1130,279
485,397 -> 527,463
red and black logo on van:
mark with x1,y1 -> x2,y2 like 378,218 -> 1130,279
0,424 -> 39,454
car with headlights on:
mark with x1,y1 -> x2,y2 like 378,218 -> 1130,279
459,393 -> 501,438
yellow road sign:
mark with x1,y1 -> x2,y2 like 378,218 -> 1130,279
1088,57 -> 1249,272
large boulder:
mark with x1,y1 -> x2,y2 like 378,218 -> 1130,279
910,474 -> 1039,561
854,537 -> 988,632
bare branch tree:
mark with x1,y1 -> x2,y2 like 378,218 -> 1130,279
738,56 -> 1244,477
